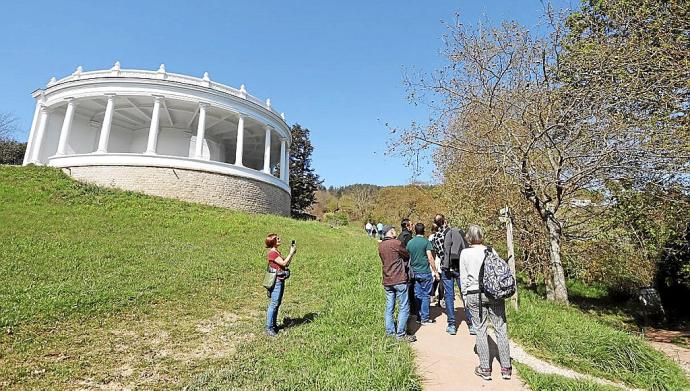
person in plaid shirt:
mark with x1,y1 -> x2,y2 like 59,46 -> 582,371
431,216 -> 450,262
432,214 -> 475,336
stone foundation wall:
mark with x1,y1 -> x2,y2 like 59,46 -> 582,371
64,165 -> 290,216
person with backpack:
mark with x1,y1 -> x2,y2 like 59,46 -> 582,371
264,233 -> 297,337
431,214 -> 475,336
460,224 -> 513,381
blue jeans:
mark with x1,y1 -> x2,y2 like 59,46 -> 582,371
384,283 -> 410,337
441,270 -> 473,327
266,280 -> 284,331
414,273 -> 434,321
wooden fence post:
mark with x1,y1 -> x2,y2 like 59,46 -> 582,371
500,205 -> 518,311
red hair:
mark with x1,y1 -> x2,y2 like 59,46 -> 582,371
265,233 -> 278,248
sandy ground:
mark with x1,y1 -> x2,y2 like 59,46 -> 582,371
411,302 -> 526,390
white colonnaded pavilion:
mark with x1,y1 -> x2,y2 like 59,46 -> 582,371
23,62 -> 292,215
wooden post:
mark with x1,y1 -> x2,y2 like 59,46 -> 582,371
500,205 -> 518,310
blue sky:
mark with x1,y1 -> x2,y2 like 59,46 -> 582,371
0,0 -> 573,187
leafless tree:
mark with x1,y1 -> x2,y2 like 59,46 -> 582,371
0,112 -> 17,141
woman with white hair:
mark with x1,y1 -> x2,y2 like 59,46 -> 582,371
460,224 -> 512,381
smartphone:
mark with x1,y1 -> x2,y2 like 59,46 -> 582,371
291,240 -> 296,246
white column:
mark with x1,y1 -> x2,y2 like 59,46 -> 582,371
56,98 -> 77,156
234,114 -> 245,166
279,139 -> 287,181
263,126 -> 272,174
30,105 -> 50,164
145,96 -> 162,154
194,103 -> 209,159
23,99 -> 44,165
285,142 -> 290,186
96,94 -> 116,153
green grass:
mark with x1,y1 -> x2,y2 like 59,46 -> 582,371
0,166 -> 419,390
509,289 -> 690,391
515,363 -> 623,391
3,166 -> 689,390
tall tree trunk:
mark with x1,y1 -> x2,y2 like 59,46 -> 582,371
544,261 -> 556,300
545,211 -> 569,304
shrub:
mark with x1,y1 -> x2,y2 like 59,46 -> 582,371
323,211 -> 349,226
0,140 -> 26,165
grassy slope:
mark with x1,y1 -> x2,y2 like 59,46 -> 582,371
509,290 -> 690,391
3,166 -> 688,391
0,166 -> 419,390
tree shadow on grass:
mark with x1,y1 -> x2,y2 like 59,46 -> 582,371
280,312 -> 319,330
567,291 -> 643,329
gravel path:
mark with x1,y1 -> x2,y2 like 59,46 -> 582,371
509,342 -> 642,391
412,304 -> 526,390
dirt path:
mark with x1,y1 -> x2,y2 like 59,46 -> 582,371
411,304 -> 526,390
650,341 -> 690,375
645,327 -> 690,376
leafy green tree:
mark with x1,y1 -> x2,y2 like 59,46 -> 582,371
562,0 -> 689,179
0,113 -> 24,165
289,124 -> 322,216
0,140 -> 26,165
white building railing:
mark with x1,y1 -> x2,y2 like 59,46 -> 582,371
46,63 -> 286,122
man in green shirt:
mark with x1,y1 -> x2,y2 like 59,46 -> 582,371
406,223 -> 440,324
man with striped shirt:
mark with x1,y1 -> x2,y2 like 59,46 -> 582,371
431,214 -> 475,336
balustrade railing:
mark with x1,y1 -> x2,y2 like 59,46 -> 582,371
48,65 -> 284,120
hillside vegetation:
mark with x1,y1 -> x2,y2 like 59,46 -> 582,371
0,166 -> 418,390
1,166 -> 688,391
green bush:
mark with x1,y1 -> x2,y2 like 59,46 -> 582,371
0,139 -> 26,165
323,211 -> 349,226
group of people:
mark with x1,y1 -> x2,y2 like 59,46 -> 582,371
365,221 -> 385,240
262,214 -> 512,382
377,214 -> 512,381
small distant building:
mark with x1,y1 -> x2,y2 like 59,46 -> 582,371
23,63 -> 291,215
569,199 -> 593,208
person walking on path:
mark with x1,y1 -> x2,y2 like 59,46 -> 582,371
398,219 -> 416,318
397,218 -> 413,246
431,214 -> 474,336
264,233 -> 296,337
376,222 -> 385,240
429,223 -> 444,306
378,225 -> 416,342
406,223 -> 440,324
461,224 -> 512,381
365,221 -> 373,237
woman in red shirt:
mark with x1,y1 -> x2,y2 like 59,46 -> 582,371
265,233 -> 296,336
